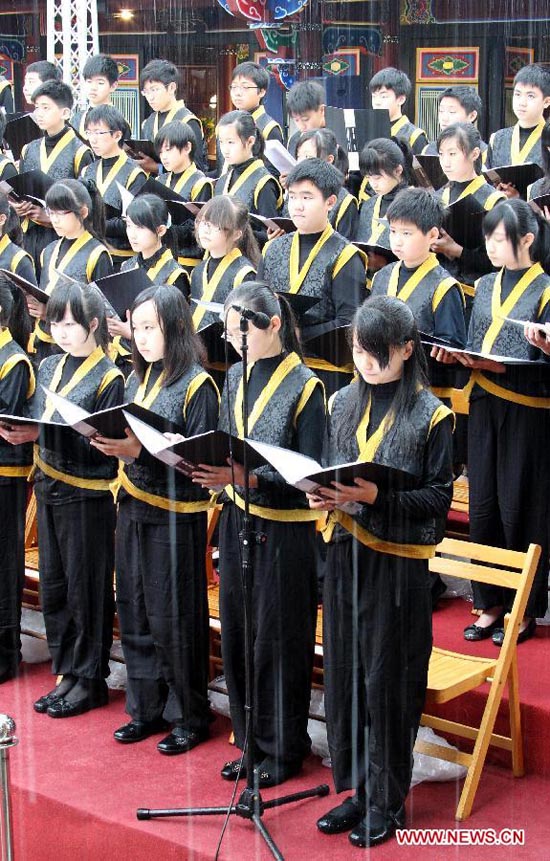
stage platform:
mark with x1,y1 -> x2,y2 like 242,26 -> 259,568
1,597 -> 549,860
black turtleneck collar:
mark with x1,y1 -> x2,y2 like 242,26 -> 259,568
136,245 -> 166,268
230,157 -> 256,177
44,124 -> 72,151
501,265 -> 533,296
379,182 -> 406,216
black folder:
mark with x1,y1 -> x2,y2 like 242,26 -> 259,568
324,107 -> 391,171
529,192 -> 550,215
0,268 -> 48,303
302,325 -> 353,367
353,241 -> 397,264
2,168 -> 54,207
135,178 -> 204,224
92,268 -> 152,320
414,154 -> 448,191
125,139 -> 160,162
66,401 -> 186,440
249,213 -> 296,234
443,196 -> 486,249
483,163 -> 543,199
3,113 -> 42,160
164,430 -> 267,475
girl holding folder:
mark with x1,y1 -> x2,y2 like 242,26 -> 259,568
311,295 -> 453,848
192,281 -> 325,787
452,199 -> 550,645
2,280 -> 124,716
0,275 -> 34,683
91,285 -> 219,754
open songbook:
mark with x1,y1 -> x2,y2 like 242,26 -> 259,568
0,268 -> 49,303
264,140 -> 297,175
239,439 -> 417,494
124,412 -> 267,475
125,412 -> 416,493
420,337 -> 541,365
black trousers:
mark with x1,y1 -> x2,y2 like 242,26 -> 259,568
0,478 -> 27,676
323,537 -> 432,814
218,504 -> 318,763
115,500 -> 210,729
37,492 -> 115,679
468,394 -> 550,618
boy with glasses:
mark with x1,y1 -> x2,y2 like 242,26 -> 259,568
71,54 -> 120,137
82,104 -> 146,267
139,59 -> 206,174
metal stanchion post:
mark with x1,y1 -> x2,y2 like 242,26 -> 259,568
0,715 -> 18,861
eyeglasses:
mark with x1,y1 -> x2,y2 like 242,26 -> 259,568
198,221 -> 223,233
141,86 -> 165,97
86,129 -> 114,138
229,84 -> 259,93
45,208 -> 73,217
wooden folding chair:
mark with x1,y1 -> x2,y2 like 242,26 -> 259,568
415,537 -> 540,820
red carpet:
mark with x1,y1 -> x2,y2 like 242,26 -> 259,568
1,596 -> 549,860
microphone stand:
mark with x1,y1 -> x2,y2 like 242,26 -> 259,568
137,311 -> 329,860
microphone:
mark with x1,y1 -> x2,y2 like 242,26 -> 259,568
231,304 -> 271,330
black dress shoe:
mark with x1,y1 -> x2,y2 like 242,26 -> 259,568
317,796 -> 365,835
256,756 -> 302,788
493,618 -> 536,647
349,805 -> 406,848
114,718 -> 167,743
34,675 -> 77,713
464,616 -> 504,641
157,727 -> 208,755
46,682 -> 108,719
220,757 -> 247,781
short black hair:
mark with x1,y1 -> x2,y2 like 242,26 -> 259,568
83,54 -> 119,84
31,79 -> 73,109
437,122 -> 482,165
438,86 -> 482,118
369,67 -> 411,98
287,80 -> 325,115
85,105 -> 130,144
217,110 -> 264,159
25,61 -> 61,83
46,279 -> 109,350
154,120 -> 196,159
514,63 -> 550,98
286,158 -> 343,199
231,61 -> 269,92
359,137 -> 413,184
140,59 -> 179,90
386,187 -> 444,233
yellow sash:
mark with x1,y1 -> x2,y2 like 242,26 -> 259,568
142,247 -> 176,281
511,120 -> 546,164
41,346 -> 106,421
481,263 -> 544,353
39,129 -> 75,173
221,159 -> 265,198
168,164 -> 198,195
191,248 -> 242,329
46,231 -> 95,295
134,363 -> 165,409
440,174 -> 487,206
96,153 -> 130,197
387,253 -> 439,303
288,223 -> 334,294
153,101 -> 195,138
391,116 -> 408,136
366,195 -> 387,245
234,352 -> 301,437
